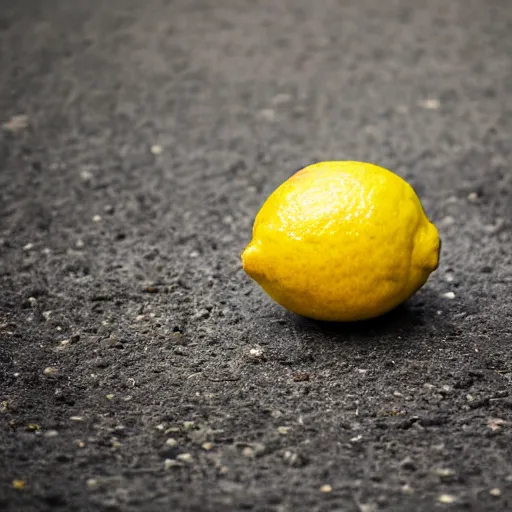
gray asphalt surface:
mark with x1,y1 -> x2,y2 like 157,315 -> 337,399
1,1 -> 512,511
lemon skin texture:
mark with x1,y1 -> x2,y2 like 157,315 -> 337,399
241,161 -> 440,322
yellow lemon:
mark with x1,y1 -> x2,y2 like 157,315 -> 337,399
241,161 -> 440,321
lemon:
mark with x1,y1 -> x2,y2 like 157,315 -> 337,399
241,161 -> 440,321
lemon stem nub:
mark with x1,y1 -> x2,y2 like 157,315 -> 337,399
241,243 -> 263,280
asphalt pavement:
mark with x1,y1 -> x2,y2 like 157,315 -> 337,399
1,0 -> 511,511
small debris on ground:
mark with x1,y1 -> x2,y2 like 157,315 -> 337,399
43,367 -> 57,377
488,418 -> 506,432
248,347 -> 266,362
12,479 -> 26,490
2,114 -> 29,132
242,446 -> 255,458
176,453 -> 193,463
434,468 -> 456,480
164,459 -> 182,469
438,494 -> 456,504
86,479 -> 98,489
418,98 -> 440,109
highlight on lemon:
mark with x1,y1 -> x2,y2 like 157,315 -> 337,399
241,161 -> 440,322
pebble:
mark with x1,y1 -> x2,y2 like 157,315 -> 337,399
70,416 -> 84,422
249,347 -> 264,358
150,144 -> 163,155
12,479 -> 26,490
2,114 -> 29,132
28,297 -> 37,308
442,292 -> 456,300
467,192 -> 479,203
248,347 -> 266,362
42,248 -> 51,255
44,430 -> 59,438
105,394 -> 114,400
242,447 -> 255,458
438,494 -> 456,504
165,438 -> 178,447
23,243 -> 34,251
43,367 -> 57,377
76,239 -> 85,249
435,468 -> 456,479
293,372 -> 310,382
183,421 -> 195,431
401,485 -> 414,495
488,418 -> 506,432
80,170 -> 94,182
176,453 -> 193,463
440,216 -> 455,227
164,459 -> 181,469
189,250 -> 200,258
418,98 -> 440,109
202,442 -> 214,451
445,273 -> 454,283
319,484 -> 332,493
489,488 -> 501,497
43,311 -> 52,321
277,426 -> 291,435
282,451 -> 307,467
86,478 -> 98,489
92,215 -> 102,223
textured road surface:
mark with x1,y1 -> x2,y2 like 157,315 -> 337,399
1,1 -> 512,511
